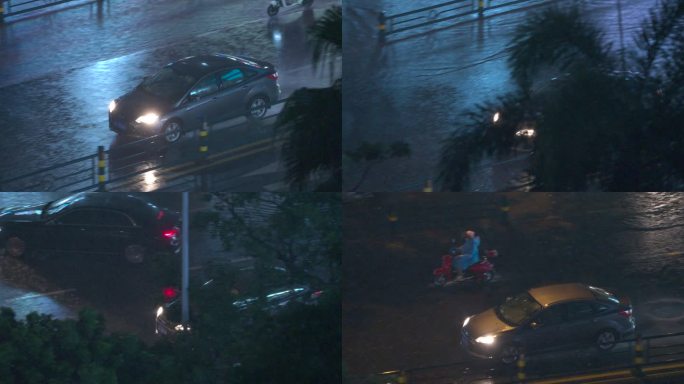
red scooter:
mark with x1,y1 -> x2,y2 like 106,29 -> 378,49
433,250 -> 498,287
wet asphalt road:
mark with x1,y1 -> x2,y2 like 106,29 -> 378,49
0,192 -> 234,340
0,0 -> 339,189
343,0 -> 660,192
342,193 -> 684,380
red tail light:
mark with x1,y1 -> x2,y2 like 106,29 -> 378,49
267,72 -> 278,80
163,287 -> 179,301
311,290 -> 323,299
162,228 -> 178,239
619,308 -> 633,318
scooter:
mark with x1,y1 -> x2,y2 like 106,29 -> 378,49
433,250 -> 498,287
267,0 -> 314,16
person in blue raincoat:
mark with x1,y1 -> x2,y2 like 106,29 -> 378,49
451,230 -> 480,281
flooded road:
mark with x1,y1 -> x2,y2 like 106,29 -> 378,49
342,193 -> 684,379
343,0 -> 660,191
0,0 -> 339,188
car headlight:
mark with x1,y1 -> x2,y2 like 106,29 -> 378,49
156,306 -> 164,318
108,100 -> 117,113
135,113 -> 160,125
475,335 -> 496,344
463,316 -> 472,327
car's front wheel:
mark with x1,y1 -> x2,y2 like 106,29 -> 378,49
267,5 -> 279,16
596,329 -> 618,350
4,236 -> 27,258
500,344 -> 520,364
247,95 -> 270,120
124,244 -> 146,264
162,120 -> 183,143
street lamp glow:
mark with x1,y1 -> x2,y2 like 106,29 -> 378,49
492,112 -> 500,123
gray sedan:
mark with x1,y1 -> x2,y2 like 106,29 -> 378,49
109,54 -> 281,143
461,283 -> 636,364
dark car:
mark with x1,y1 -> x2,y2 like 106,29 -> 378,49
0,193 -> 180,263
461,283 -> 635,364
108,54 -> 281,143
155,266 -> 323,335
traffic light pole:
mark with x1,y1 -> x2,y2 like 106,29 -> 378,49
181,192 -> 190,325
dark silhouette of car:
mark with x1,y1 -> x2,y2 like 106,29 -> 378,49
0,193 -> 180,263
155,266 -> 324,335
461,283 -> 635,364
108,54 -> 281,143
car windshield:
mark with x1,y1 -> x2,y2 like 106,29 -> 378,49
589,286 -> 619,303
43,193 -> 87,217
140,67 -> 198,102
496,292 -> 542,326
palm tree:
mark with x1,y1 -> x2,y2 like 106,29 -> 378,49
309,5 -> 342,83
439,0 -> 684,191
276,5 -> 342,191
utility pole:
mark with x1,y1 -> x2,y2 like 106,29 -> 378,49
181,192 -> 190,325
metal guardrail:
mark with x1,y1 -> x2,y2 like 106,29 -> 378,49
1,0 -> 100,20
376,0 -> 557,38
0,98 -> 289,192
371,331 -> 684,384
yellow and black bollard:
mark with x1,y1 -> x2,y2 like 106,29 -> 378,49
516,352 -> 526,383
0,2 -> 4,24
378,11 -> 387,42
199,118 -> 209,160
97,145 -> 106,191
387,210 -> 398,237
632,334 -> 645,378
397,371 -> 408,384
478,0 -> 485,16
423,179 -> 433,192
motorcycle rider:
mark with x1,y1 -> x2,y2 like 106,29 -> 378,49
451,230 -> 480,281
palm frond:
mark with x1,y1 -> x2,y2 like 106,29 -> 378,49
508,6 -> 613,89
309,5 -> 342,71
276,86 -> 342,191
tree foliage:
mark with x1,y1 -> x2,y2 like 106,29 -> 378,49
277,84 -> 342,191
203,192 -> 341,286
275,6 -> 342,191
439,1 -> 684,191
0,308 -> 158,384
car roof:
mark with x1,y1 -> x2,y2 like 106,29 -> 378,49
48,193 -> 160,222
169,54 -> 263,78
528,283 -> 595,307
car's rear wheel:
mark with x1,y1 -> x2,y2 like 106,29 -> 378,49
267,5 -> 279,16
481,270 -> 494,283
247,95 -> 269,120
162,120 -> 182,143
500,345 -> 520,364
5,236 -> 27,258
124,244 -> 146,264
596,329 -> 618,350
